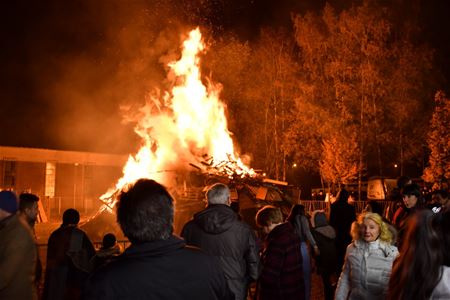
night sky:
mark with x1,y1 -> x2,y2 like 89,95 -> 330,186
1,0 -> 449,154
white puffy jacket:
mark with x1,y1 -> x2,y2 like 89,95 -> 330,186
431,266 -> 450,299
335,239 -> 399,300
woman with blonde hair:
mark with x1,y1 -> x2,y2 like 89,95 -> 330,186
335,212 -> 399,300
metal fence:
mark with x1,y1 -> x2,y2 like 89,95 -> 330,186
299,200 -> 393,216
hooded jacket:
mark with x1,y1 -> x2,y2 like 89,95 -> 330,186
83,235 -> 232,300
181,204 -> 260,300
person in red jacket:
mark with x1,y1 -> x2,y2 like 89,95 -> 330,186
255,205 -> 304,300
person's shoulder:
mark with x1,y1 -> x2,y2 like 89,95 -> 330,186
268,223 -> 298,243
441,266 -> 450,281
232,219 -> 254,232
72,225 -> 92,237
347,240 -> 362,252
182,244 -> 211,257
432,266 -> 450,297
180,219 -> 197,236
180,245 -> 225,269
4,215 -> 33,240
182,218 -> 196,229
379,241 -> 399,257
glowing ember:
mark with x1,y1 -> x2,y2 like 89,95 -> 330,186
99,28 -> 254,212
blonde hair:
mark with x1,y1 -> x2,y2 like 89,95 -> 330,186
357,212 -> 393,244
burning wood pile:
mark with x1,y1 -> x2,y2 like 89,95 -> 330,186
94,28 -> 256,214
83,28 -> 296,236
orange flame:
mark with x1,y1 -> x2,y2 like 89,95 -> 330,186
99,28 -> 254,212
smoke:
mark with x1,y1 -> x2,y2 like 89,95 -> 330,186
1,0 -> 321,153
3,0 -> 204,153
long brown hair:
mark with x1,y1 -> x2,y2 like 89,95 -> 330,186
387,210 -> 443,300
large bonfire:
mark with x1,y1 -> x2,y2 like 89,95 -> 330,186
99,28 -> 255,213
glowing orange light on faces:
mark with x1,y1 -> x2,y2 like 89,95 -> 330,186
99,28 -> 254,212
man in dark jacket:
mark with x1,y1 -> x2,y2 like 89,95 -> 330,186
329,189 -> 356,273
83,179 -> 232,300
43,208 -> 96,300
181,183 -> 260,300
255,205 -> 304,300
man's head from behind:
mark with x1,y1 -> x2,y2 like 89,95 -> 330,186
206,183 -> 230,206
19,193 -> 39,226
63,208 -> 80,225
117,179 -> 173,243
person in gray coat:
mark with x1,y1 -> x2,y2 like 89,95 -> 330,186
335,212 -> 398,300
181,183 -> 260,300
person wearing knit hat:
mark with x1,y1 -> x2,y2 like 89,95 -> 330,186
311,210 -> 338,300
0,190 -> 38,300
0,190 -> 18,215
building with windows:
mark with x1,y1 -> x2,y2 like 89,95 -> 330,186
0,146 -> 126,221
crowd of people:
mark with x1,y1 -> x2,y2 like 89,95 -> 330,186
0,176 -> 449,300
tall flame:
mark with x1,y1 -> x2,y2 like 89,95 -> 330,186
100,28 -> 254,211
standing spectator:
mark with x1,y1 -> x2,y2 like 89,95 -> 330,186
329,189 -> 356,273
18,193 -> 40,228
83,179 -> 232,300
287,204 -> 318,300
311,210 -> 337,300
335,212 -> 398,300
181,183 -> 259,300
0,190 -> 37,300
91,233 -> 121,271
390,176 -> 412,226
395,183 -> 427,249
388,210 -> 450,300
255,205 -> 304,300
43,208 -> 95,300
18,193 -> 43,293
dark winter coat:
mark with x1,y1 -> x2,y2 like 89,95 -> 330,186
181,204 -> 260,300
311,225 -> 337,276
0,214 -> 37,300
330,200 -> 356,245
43,225 -> 96,300
330,199 -> 356,272
91,246 -> 121,271
311,211 -> 337,271
256,222 -> 304,300
82,235 -> 233,300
